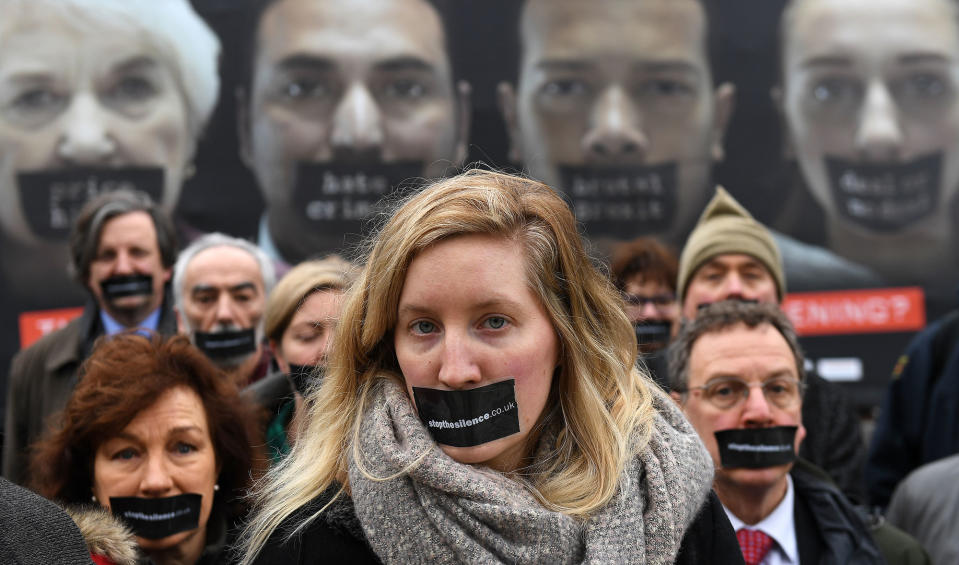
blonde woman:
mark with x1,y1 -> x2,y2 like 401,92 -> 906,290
245,256 -> 357,462
241,170 -> 737,564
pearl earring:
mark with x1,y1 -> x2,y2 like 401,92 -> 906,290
213,484 -> 219,492
91,494 -> 98,503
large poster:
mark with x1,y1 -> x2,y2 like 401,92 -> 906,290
0,0 -> 954,417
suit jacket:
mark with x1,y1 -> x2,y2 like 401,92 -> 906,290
1,294 -> 177,484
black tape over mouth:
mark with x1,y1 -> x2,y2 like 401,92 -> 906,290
100,274 -> 154,300
17,167 -> 164,241
287,363 -> 321,397
715,426 -> 798,469
291,161 -> 424,227
109,493 -> 201,540
633,320 -> 672,349
194,328 -> 257,359
824,153 -> 941,232
412,379 -> 521,448
557,163 -> 677,237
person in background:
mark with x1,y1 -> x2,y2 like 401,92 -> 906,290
0,476 -> 137,565
677,186 -> 867,504
610,237 -> 680,388
3,190 -> 178,485
239,170 -> 743,564
669,300 -> 925,565
885,451 -> 959,565
245,256 -> 357,463
29,334 -> 265,565
866,304 -> 959,509
173,233 -> 276,387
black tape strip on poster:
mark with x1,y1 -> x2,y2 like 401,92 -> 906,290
291,161 -> 424,232
287,363 -> 321,397
194,328 -> 257,359
558,163 -> 677,237
109,493 -> 201,540
413,379 -> 521,447
825,152 -> 941,232
715,426 -> 798,469
17,167 -> 164,241
100,274 -> 154,300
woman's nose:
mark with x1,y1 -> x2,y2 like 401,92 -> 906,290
436,332 -> 483,389
56,94 -> 118,166
138,455 -> 175,496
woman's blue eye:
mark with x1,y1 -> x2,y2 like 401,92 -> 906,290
174,442 -> 196,455
485,317 -> 507,329
413,320 -> 436,334
112,448 -> 137,461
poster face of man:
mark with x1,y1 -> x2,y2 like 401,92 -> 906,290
0,8 -> 192,249
781,0 -> 959,243
245,0 -> 470,262
501,0 -> 733,244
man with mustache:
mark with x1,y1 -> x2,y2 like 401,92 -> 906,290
3,190 -> 178,484
173,233 -> 275,388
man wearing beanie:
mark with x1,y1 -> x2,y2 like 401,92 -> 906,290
673,187 -> 867,504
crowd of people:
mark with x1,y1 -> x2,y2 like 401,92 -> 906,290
2,0 -> 959,564
0,169 -> 946,565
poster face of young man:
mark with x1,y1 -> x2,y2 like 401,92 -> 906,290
500,0 -> 733,246
243,0 -> 470,263
780,0 -> 959,289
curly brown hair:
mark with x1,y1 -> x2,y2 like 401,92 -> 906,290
29,333 -> 266,506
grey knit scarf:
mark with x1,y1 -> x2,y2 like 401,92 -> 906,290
348,379 -> 714,564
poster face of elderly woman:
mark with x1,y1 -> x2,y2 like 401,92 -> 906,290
0,0 -> 218,307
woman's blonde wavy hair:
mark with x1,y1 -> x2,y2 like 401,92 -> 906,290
263,255 -> 357,343
240,169 -> 657,562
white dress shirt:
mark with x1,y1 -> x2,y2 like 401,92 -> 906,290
723,475 -> 800,565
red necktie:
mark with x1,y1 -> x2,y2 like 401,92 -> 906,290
736,528 -> 775,565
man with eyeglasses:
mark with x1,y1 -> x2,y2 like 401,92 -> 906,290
677,186 -> 866,505
668,300 -> 917,565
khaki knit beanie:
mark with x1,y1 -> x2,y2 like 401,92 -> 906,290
677,186 -> 785,304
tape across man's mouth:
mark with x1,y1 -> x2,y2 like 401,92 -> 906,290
557,163 -> 677,237
109,494 -> 201,540
714,426 -> 798,469
412,379 -> 521,448
193,328 -> 257,359
17,167 -> 164,241
824,153 -> 941,232
100,274 -> 154,300
633,320 -> 672,349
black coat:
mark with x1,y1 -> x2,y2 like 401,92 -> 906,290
252,488 -> 744,564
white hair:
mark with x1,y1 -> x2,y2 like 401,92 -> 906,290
0,0 -> 221,138
173,232 -> 277,317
